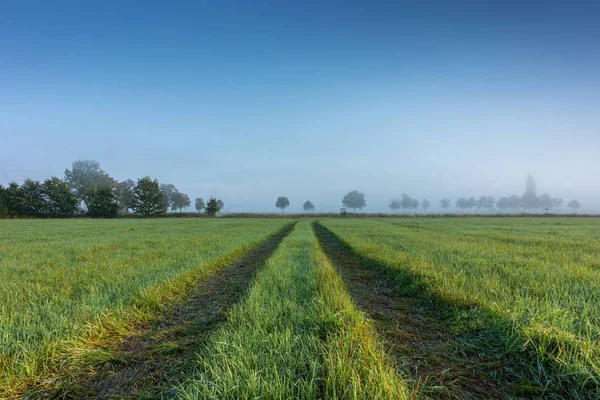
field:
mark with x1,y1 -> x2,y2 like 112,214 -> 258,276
1,218 -> 599,399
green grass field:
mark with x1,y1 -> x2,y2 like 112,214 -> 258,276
1,217 -> 599,398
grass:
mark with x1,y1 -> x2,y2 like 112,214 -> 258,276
320,217 -> 600,398
179,221 -> 409,399
2,216 -> 599,399
0,218 -> 289,397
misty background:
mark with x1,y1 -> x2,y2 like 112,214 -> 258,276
1,1 -> 599,213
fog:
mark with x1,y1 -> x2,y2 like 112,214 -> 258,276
2,2 -> 599,213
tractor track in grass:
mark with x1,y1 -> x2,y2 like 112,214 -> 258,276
37,222 -> 297,400
313,221 -> 522,400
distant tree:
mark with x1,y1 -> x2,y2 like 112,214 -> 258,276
422,199 -> 430,213
552,197 -> 563,211
87,187 -> 118,218
276,197 -> 290,213
538,193 -> 553,211
171,192 -> 191,212
401,194 -> 415,213
4,182 -> 25,217
42,177 -> 77,217
20,179 -> 46,217
411,198 -> 420,213
496,197 -> 509,212
216,199 -> 224,211
303,200 -> 315,212
115,179 -> 136,213
132,177 -> 166,217
455,197 -> 467,212
467,197 -> 476,212
342,190 -> 366,212
195,197 -> 205,212
205,197 -> 221,217
477,196 -> 496,213
64,160 -> 114,207
567,200 -> 581,212
389,199 -> 401,213
440,198 -> 451,211
0,184 -> 7,217
508,195 -> 522,211
160,183 -> 178,211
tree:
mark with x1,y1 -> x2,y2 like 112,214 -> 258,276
64,160 -> 114,206
87,187 -> 118,218
440,198 -> 450,211
389,199 -> 401,213
132,177 -> 166,217
21,179 -> 46,217
497,197 -> 510,212
276,197 -> 290,213
455,198 -> 468,212
115,179 -> 135,213
160,183 -> 178,211
195,197 -> 205,212
521,174 -> 539,210
467,197 -> 476,212
303,200 -> 314,212
567,200 -> 581,212
217,199 -> 224,211
342,190 -> 366,212
552,197 -> 563,211
477,196 -> 496,213
0,184 -> 8,217
42,177 -> 77,217
411,198 -> 420,213
205,197 -> 221,217
422,199 -> 430,213
508,195 -> 522,211
538,193 -> 553,211
171,192 -> 191,212
4,182 -> 25,217
401,194 -> 413,213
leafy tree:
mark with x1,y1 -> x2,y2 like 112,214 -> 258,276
477,196 -> 496,212
87,187 -> 118,218
401,194 -> 414,213
440,198 -> 450,210
171,192 -> 191,212
4,182 -> 25,217
552,197 -> 563,210
21,179 -> 46,217
115,179 -> 136,213
0,184 -> 8,217
455,197 -> 468,212
538,193 -> 553,211
422,199 -> 430,213
342,190 -> 366,212
508,195 -> 522,210
205,197 -> 221,217
64,160 -> 114,206
567,200 -> 581,212
497,197 -> 510,212
132,177 -> 166,217
276,197 -> 290,213
195,197 -> 205,212
389,199 -> 401,213
217,199 -> 224,211
303,200 -> 314,212
467,197 -> 476,212
160,183 -> 178,211
42,177 -> 77,217
410,198 -> 420,213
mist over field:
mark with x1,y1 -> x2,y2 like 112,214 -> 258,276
1,1 -> 599,213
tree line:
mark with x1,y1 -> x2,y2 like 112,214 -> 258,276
0,160 -> 224,218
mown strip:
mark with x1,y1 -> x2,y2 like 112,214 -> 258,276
179,221 -> 410,399
0,219 -> 289,398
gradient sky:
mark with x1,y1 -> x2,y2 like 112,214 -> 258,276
1,1 -> 599,212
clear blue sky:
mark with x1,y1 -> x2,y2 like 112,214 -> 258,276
1,1 -> 599,212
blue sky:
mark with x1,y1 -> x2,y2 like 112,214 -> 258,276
1,1 -> 599,212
